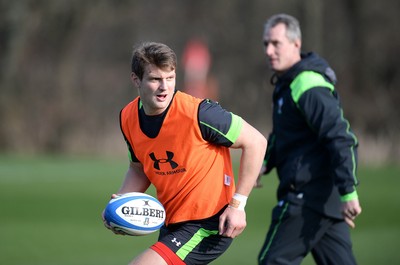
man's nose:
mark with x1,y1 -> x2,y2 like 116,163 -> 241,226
159,79 -> 168,90
265,44 -> 273,56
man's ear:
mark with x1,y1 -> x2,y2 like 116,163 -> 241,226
131,72 -> 140,87
294,39 -> 302,50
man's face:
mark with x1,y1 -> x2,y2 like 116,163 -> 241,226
131,64 -> 176,116
263,23 -> 301,74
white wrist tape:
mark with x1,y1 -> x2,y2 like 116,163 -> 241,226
229,193 -> 248,211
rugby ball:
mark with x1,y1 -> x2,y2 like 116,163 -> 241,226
104,192 -> 165,236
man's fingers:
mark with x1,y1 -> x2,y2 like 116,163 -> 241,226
220,223 -> 246,238
344,216 -> 355,228
345,208 -> 360,219
218,218 -> 237,238
112,227 -> 128,236
223,225 -> 235,238
231,227 -> 245,238
343,209 -> 358,228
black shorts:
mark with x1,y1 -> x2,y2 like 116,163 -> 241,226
151,206 -> 233,265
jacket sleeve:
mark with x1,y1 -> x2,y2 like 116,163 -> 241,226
298,87 -> 359,197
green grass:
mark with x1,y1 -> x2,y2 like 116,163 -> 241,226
0,154 -> 399,265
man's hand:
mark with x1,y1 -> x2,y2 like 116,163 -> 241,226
101,194 -> 128,235
254,164 -> 267,188
341,199 -> 362,228
219,206 -> 246,238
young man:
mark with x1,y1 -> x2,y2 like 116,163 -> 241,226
102,42 -> 267,265
257,14 -> 362,265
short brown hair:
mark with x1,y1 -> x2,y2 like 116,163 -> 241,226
131,42 -> 177,80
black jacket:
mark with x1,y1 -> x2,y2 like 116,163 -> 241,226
264,52 -> 359,218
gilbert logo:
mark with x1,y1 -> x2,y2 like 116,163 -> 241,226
149,151 -> 178,170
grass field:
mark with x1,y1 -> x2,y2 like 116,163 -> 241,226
1,154 -> 399,265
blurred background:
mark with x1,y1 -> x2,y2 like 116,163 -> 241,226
1,1 -> 400,265
1,0 -> 399,164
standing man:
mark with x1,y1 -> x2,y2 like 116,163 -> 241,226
257,14 -> 362,265
102,42 -> 267,265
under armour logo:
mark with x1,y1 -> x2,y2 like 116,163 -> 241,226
171,238 -> 182,247
149,151 -> 178,170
